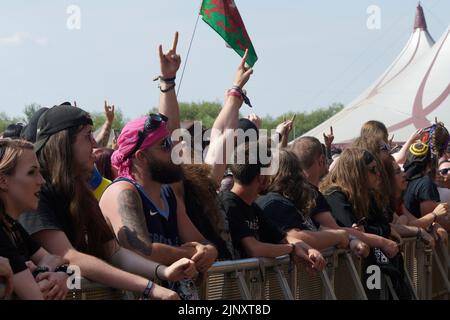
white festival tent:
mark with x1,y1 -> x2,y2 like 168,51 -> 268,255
301,5 -> 449,143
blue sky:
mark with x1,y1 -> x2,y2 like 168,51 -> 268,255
0,0 -> 449,120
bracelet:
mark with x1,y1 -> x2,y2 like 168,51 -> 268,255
227,89 -> 243,99
154,264 -> 163,281
432,212 -> 437,223
231,85 -> 253,108
32,266 -> 49,278
142,280 -> 154,300
153,75 -> 176,84
159,83 -> 176,93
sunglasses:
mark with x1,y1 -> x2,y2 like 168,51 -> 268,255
368,165 -> 379,175
439,168 -> 450,175
125,113 -> 168,159
380,143 -> 391,152
157,137 -> 173,152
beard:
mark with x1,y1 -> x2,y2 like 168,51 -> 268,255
149,158 -> 184,184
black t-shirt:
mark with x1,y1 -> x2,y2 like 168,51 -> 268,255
0,219 -> 40,274
324,190 -> 391,238
309,185 -> 332,219
403,175 -> 440,218
256,192 -> 317,232
19,184 -> 77,243
218,191 -> 285,259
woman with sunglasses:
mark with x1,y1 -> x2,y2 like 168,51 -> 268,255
436,160 -> 450,205
320,148 -> 413,299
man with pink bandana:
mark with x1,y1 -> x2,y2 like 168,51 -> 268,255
99,33 -> 218,300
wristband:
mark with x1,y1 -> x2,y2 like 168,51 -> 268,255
32,266 -> 49,278
432,212 -> 437,223
227,89 -> 243,99
153,75 -> 176,84
159,83 -> 176,93
142,280 -> 154,300
155,264 -> 163,281
231,85 -> 253,108
349,235 -> 358,242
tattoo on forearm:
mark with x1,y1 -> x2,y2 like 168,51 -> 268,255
117,189 -> 153,256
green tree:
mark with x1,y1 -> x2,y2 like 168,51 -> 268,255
23,103 -> 42,122
0,112 -> 24,134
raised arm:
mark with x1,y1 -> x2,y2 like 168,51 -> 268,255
205,49 -> 254,183
158,32 -> 181,134
95,101 -> 115,147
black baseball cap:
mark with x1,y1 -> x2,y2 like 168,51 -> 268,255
34,102 -> 93,153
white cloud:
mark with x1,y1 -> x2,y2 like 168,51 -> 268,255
0,32 -> 48,46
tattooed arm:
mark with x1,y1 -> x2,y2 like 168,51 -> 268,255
99,181 -> 197,265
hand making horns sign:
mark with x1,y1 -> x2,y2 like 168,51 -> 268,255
159,32 -> 182,79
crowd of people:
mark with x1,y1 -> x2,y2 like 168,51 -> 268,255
1,32 -> 449,300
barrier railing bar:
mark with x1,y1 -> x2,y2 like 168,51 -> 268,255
236,271 -> 252,300
344,253 -> 368,300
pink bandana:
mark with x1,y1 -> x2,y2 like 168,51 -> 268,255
111,116 -> 169,180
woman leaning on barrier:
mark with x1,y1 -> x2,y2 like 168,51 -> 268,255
256,149 -> 369,257
320,148 -> 413,300
0,139 -> 70,300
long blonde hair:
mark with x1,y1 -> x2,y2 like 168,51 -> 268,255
0,139 -> 34,218
320,148 -> 379,219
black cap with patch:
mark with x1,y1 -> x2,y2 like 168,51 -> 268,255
34,102 -> 93,153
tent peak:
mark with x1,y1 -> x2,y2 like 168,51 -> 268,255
414,3 -> 427,31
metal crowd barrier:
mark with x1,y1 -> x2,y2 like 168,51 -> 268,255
3,234 -> 450,300
65,278 -> 126,300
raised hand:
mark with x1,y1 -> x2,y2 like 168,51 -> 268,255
159,32 -> 182,79
247,113 -> 262,129
104,100 -> 115,124
323,126 -> 334,147
233,49 -> 253,89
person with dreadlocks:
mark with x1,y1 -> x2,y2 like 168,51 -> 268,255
403,139 -> 450,232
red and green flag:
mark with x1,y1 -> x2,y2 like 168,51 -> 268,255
200,0 -> 258,66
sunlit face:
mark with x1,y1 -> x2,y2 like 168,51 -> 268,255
366,160 -> 381,190
73,125 -> 96,175
2,150 -> 45,214
393,162 -> 407,192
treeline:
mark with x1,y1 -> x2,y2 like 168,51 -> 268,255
1,102 -> 343,142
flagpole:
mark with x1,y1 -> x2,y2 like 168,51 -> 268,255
177,13 -> 201,97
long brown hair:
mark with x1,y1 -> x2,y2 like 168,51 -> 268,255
38,126 -> 114,259
267,149 -> 316,215
353,135 -> 393,209
181,164 -> 222,236
320,148 -> 379,220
